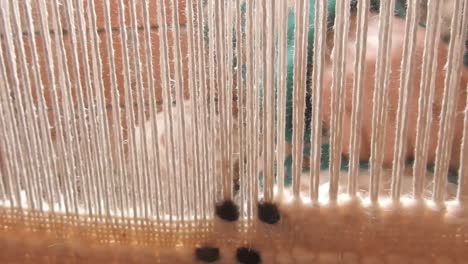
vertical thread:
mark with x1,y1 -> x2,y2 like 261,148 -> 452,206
234,0 -> 246,217
391,0 -> 420,202
253,0 -> 261,205
62,0 -> 95,215
369,0 -> 396,203
347,0 -> 370,197
185,0 -> 202,220
156,0 -> 178,221
195,0 -> 210,219
215,0 -> 229,201
208,0 -> 219,205
225,1 -> 235,203
0,2 -> 39,210
34,0 -> 70,212
49,0 -> 81,214
169,0 -> 190,220
116,0 -> 140,219
309,0 -> 328,202
276,0 -> 288,195
292,0 -> 310,198
458,84 -> 468,202
0,35 -> 23,209
263,0 -> 275,202
75,0 -> 106,216
433,0 -> 467,204
141,0 -> 162,221
102,0 -> 129,218
329,0 -> 351,202
245,0 -> 254,218
128,0 -> 149,219
87,0 -> 116,217
11,0 -> 49,210
413,0 -> 442,200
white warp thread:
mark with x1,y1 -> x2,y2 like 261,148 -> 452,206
458,83 -> 468,202
412,0 -> 442,201
309,0 -> 328,202
276,0 -> 288,195
185,0 -> 203,220
433,0 -> 466,204
369,0 -> 396,203
347,0 -> 370,197
329,0 -> 351,202
390,0 -> 420,201
291,0 -> 310,197
0,0 -> 466,223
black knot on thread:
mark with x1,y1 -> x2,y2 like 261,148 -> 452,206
215,199 -> 239,222
257,201 -> 280,224
236,247 -> 261,264
195,246 -> 220,263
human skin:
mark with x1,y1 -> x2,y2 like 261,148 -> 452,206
321,14 -> 467,171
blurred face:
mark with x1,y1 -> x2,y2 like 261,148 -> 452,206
320,14 -> 467,170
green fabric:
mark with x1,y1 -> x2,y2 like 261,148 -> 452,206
464,48 -> 468,66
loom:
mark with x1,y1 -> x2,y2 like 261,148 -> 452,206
0,0 -> 467,263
